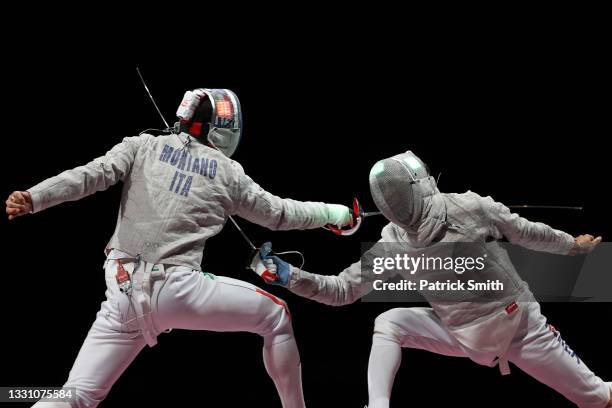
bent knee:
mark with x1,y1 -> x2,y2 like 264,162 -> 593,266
373,309 -> 407,344
374,308 -> 432,345
256,289 -> 294,345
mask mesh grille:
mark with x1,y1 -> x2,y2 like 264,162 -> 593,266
371,158 -> 416,226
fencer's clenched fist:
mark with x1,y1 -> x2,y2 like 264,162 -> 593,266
264,258 -> 277,275
569,234 -> 603,255
250,242 -> 293,286
263,255 -> 291,286
326,204 -> 352,227
5,191 -> 33,220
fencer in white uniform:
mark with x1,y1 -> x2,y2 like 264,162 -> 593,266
5,89 -> 352,408
259,151 -> 611,408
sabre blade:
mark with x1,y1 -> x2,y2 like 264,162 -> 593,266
228,216 -> 257,250
136,67 -> 171,129
359,206 -> 582,219
509,205 -> 584,211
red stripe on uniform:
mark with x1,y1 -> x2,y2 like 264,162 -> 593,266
256,288 -> 291,320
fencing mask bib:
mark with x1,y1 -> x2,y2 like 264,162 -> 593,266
176,88 -> 242,157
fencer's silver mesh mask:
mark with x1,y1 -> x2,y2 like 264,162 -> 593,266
369,151 -> 440,230
177,88 -> 243,157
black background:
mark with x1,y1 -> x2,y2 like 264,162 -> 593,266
1,18 -> 610,407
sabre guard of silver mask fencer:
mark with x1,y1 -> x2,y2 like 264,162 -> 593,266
176,88 -> 242,157
369,151 -> 447,247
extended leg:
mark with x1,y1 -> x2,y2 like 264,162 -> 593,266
367,308 -> 468,408
32,304 -> 146,408
33,265 -> 146,408
156,271 -> 304,408
507,303 -> 610,408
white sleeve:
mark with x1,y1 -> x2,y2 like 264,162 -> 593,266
231,162 -> 333,230
482,195 -> 575,255
287,239 -> 388,306
27,135 -> 151,213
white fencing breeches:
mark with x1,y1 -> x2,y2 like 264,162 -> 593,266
368,303 -> 610,408
33,259 -> 302,408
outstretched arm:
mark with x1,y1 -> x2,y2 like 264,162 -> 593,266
287,261 -> 368,306
231,162 -> 351,230
6,135 -> 151,218
260,241 -> 387,306
483,196 -> 601,255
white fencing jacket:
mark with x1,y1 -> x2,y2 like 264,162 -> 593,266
28,132 -> 336,270
288,191 -> 575,361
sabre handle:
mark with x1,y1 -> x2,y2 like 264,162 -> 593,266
249,242 -> 280,283
326,197 -> 364,236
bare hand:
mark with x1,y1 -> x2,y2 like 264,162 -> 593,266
5,191 -> 33,220
569,234 -> 603,255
